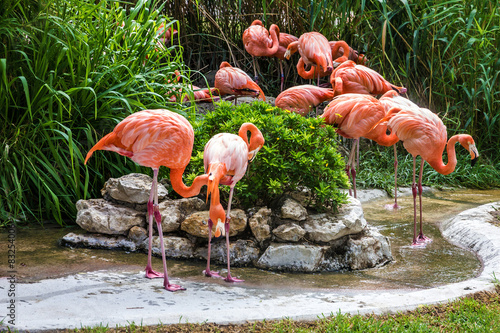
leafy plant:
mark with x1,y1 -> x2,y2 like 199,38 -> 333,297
180,101 -> 349,212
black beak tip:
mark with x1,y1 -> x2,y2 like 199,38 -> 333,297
471,157 -> 478,167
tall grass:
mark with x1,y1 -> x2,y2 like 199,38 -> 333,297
0,0 -> 190,226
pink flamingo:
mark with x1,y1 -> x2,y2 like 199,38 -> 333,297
85,109 -> 208,291
275,85 -> 335,116
214,61 -> 266,103
202,123 -> 265,282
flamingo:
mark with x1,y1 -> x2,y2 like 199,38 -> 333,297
379,90 -> 423,210
284,32 -> 333,86
375,107 -> 479,246
330,60 -> 406,96
156,22 -> 177,46
320,94 -> 399,198
170,86 -> 220,103
242,20 -> 280,83
330,41 -> 367,66
202,123 -> 265,282
214,61 -> 266,103
275,85 -> 335,116
85,109 -> 209,291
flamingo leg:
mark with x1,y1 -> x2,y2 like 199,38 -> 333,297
252,56 -> 258,83
346,139 -> 358,198
145,168 -> 163,279
279,60 -> 284,92
386,145 -> 400,210
417,160 -> 432,243
152,169 -> 185,291
203,219 -> 222,278
224,186 -> 243,283
411,157 -> 420,246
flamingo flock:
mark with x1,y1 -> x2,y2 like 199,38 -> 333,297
85,18 -> 479,291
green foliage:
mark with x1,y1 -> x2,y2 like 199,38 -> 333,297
182,101 -> 349,212
0,0 -> 190,226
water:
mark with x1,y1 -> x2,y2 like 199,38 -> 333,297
2,189 -> 500,291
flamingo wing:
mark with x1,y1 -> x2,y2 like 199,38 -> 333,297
276,85 -> 335,116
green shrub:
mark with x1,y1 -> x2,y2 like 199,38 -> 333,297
178,101 -> 349,212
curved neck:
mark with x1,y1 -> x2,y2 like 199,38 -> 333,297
268,24 -> 280,55
366,124 -> 399,147
331,40 -> 350,59
426,135 -> 459,175
170,168 -> 208,198
238,123 -> 263,152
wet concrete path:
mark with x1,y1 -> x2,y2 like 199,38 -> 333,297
2,188 -> 500,331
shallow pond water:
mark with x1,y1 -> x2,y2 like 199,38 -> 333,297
2,188 -> 500,292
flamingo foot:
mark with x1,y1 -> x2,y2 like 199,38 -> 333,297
145,265 -> 164,279
203,269 -> 223,278
411,239 -> 427,247
224,274 -> 244,283
384,203 -> 401,211
417,233 -> 432,243
164,282 -> 186,292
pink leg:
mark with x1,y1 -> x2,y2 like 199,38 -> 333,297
385,145 -> 400,210
224,187 -> 243,283
145,168 -> 163,279
279,60 -> 284,92
153,169 -> 185,291
253,56 -> 258,83
411,157 -> 419,246
203,218 -> 222,278
416,160 -> 431,243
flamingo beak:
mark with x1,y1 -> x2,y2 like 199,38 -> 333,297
469,143 -> 479,167
214,218 -> 225,238
248,146 -> 261,162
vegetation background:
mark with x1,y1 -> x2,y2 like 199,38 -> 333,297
1,0 -> 499,226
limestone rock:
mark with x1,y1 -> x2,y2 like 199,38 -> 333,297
61,232 -> 137,251
289,186 -> 313,206
149,236 -> 196,259
256,243 -> 329,272
196,239 -> 260,266
272,223 -> 306,242
303,197 -> 366,243
101,173 -> 168,204
280,198 -> 308,221
346,227 -> 393,270
76,199 -> 145,235
157,197 -> 207,233
128,226 -> 148,244
181,209 -> 247,238
249,207 -> 272,243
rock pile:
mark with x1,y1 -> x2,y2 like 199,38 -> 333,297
62,173 -> 392,272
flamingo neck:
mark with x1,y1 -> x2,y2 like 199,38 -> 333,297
426,135 -> 460,175
366,124 -> 399,147
170,168 -> 209,198
268,25 -> 280,56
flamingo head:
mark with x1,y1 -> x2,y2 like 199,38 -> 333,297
458,135 -> 479,166
210,204 -> 226,238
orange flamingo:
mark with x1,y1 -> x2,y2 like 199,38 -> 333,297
275,85 -> 335,116
170,86 -> 220,103
321,94 -> 399,198
295,41 -> 367,81
242,20 -> 280,83
157,23 -> 177,46
284,32 -> 333,86
85,109 -> 209,291
376,106 -> 479,246
202,123 -> 265,282
330,60 -> 406,96
214,61 -> 266,103
379,90 -> 422,210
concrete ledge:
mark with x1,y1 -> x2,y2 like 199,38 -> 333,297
2,201 -> 500,331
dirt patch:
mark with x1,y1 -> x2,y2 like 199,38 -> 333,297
489,210 -> 500,227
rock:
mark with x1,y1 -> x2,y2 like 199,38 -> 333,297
346,227 -> 393,270
158,197 -> 207,233
289,186 -> 313,206
272,223 -> 306,242
280,198 -> 308,221
149,236 -> 196,259
303,197 -> 366,243
101,173 -> 168,204
75,199 -> 145,235
196,239 -> 260,266
256,243 -> 328,272
181,209 -> 247,238
249,207 -> 272,243
128,226 -> 148,244
61,232 -> 137,251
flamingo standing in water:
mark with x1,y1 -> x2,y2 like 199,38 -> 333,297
202,123 -> 265,282
275,85 -> 335,116
214,61 -> 266,104
330,60 -> 406,96
379,90 -> 423,210
284,32 -> 333,86
321,94 -> 399,198
85,109 -> 209,291
375,107 -> 479,246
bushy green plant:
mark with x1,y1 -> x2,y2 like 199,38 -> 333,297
178,101 -> 349,212
0,0 -> 191,226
